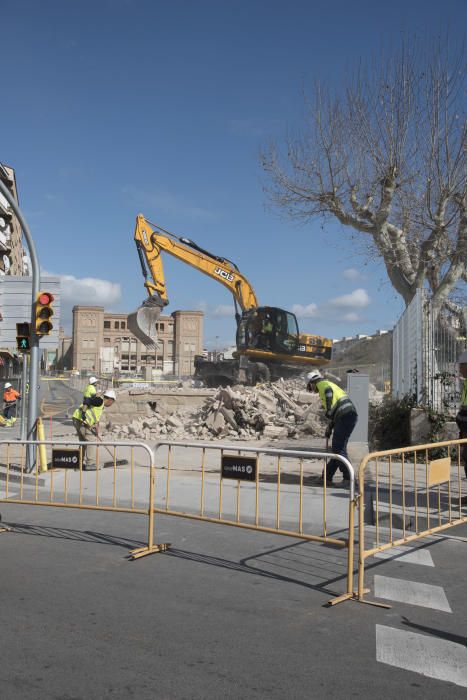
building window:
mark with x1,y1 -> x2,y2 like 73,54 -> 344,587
114,321 -> 120,329
104,337 -> 110,343
121,321 -> 126,329
159,323 -> 165,332
104,320 -> 111,329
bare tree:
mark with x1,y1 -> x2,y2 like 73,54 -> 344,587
262,40 -> 466,320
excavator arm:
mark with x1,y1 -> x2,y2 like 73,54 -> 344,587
128,214 -> 258,347
135,214 -> 258,311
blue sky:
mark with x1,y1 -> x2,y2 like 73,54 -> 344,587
1,0 -> 465,348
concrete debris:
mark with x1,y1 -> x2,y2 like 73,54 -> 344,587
103,378 -> 327,443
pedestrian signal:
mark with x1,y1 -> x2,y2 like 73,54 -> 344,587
16,322 -> 31,352
35,291 -> 54,336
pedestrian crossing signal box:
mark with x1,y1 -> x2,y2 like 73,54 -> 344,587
35,291 -> 54,336
16,322 -> 31,352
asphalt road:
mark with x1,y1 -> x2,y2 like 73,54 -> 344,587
1,378 -> 466,698
0,503 -> 466,700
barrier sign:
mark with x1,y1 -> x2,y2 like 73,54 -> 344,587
51,447 -> 81,469
221,454 -> 257,481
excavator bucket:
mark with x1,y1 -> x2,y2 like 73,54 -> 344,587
127,297 -> 165,349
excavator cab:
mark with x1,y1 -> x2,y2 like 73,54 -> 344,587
236,307 -> 299,355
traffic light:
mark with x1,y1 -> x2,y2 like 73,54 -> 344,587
35,291 -> 54,336
16,322 -> 31,351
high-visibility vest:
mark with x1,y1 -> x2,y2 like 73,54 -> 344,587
73,402 -> 104,427
3,388 -> 20,403
84,384 -> 97,399
316,380 -> 352,417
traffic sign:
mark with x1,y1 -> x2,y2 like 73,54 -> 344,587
16,321 -> 31,352
17,337 -> 30,351
221,454 -> 257,481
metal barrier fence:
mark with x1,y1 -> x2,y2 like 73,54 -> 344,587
357,437 -> 467,603
0,437 -> 357,604
0,439 -> 168,559
153,440 -> 357,605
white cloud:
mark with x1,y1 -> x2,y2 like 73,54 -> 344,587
341,312 -> 361,322
329,288 -> 370,309
58,274 -> 122,308
44,271 -> 122,332
342,268 -> 362,282
212,304 -> 234,317
291,303 -> 319,318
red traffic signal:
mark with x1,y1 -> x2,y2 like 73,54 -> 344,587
36,291 -> 55,336
38,292 -> 54,306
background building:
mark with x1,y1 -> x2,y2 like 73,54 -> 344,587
0,164 -> 30,276
68,306 -> 203,376
0,165 -> 56,378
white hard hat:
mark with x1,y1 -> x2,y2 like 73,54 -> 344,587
306,370 -> 322,384
4,382 -> 11,389
458,351 -> 467,363
103,389 -> 116,401
89,376 -> 98,384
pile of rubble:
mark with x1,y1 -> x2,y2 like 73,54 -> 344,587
103,379 -> 327,442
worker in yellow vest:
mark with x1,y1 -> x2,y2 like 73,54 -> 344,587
455,350 -> 467,478
306,370 -> 358,485
83,376 -> 98,404
72,389 -> 116,471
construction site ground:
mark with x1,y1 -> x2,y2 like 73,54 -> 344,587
1,378 -> 467,696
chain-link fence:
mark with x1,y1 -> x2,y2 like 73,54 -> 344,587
392,289 -> 466,415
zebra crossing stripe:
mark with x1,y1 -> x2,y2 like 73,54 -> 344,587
374,575 -> 452,612
374,545 -> 434,566
376,625 -> 467,688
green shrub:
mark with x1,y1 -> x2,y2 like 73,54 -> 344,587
369,394 -> 416,451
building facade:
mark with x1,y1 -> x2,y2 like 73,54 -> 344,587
0,164 -> 30,276
70,306 -> 203,376
0,164 -> 44,378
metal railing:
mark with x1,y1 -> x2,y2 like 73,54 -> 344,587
0,437 -> 358,603
153,440 -> 357,605
0,439 -> 168,559
357,437 -> 467,602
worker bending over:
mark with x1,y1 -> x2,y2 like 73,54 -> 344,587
306,370 -> 357,485
72,389 -> 116,471
456,350 -> 467,478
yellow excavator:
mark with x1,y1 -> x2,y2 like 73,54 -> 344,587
128,214 -> 332,386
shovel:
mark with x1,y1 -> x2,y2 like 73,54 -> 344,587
89,427 -> 129,467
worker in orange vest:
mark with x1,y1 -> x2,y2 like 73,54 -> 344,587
3,382 -> 21,421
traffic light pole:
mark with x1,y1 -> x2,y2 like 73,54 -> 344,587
19,353 -> 28,441
0,172 -> 40,470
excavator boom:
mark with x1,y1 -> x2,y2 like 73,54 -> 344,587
129,214 -> 258,346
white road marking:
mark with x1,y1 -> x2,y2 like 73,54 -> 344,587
374,575 -> 452,612
374,545 -> 434,567
376,624 -> 467,688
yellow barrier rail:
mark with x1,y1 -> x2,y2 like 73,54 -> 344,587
357,437 -> 467,604
153,440 -> 357,605
0,439 -> 169,559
